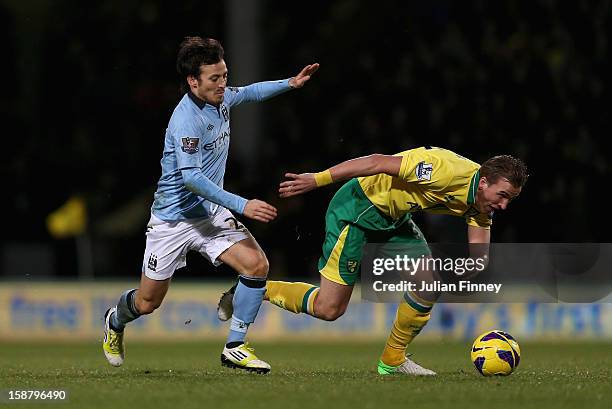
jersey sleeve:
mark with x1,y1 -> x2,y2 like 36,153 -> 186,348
181,168 -> 247,215
397,150 -> 446,189
224,79 -> 291,107
172,120 -> 202,170
465,212 -> 493,229
398,153 -> 417,181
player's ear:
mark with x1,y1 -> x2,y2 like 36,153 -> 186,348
478,177 -> 489,190
187,75 -> 198,88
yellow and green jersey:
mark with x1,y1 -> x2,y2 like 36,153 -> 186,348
358,146 -> 492,228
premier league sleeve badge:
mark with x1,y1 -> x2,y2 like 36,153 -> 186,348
181,137 -> 200,154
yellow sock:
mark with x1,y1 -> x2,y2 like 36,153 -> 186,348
264,281 -> 319,315
380,292 -> 433,366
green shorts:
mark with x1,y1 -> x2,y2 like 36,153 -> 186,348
318,178 -> 430,286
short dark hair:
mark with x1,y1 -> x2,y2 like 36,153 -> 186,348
176,37 -> 224,93
480,155 -> 528,188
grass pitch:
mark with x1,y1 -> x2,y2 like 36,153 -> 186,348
1,340 -> 610,409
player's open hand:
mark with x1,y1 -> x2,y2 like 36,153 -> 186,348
288,63 -> 320,89
279,173 -> 317,198
243,199 -> 277,223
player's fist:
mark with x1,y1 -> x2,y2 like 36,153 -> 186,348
279,173 -> 317,198
243,199 -> 277,223
288,63 -> 320,89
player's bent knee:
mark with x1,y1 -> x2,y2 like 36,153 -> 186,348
136,296 -> 163,315
244,255 -> 269,279
137,301 -> 161,315
315,304 -> 347,321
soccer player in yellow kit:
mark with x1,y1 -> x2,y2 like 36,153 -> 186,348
219,146 -> 528,375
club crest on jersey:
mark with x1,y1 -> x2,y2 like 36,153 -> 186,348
415,161 -> 433,181
181,137 -> 199,154
347,260 -> 358,273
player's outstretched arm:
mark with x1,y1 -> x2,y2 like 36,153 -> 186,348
279,154 -> 402,198
182,168 -> 277,223
288,63 -> 320,89
228,63 -> 320,106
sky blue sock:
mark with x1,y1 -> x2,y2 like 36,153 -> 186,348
227,276 -> 266,344
110,288 -> 140,332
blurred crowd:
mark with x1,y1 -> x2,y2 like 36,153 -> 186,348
1,0 -> 608,278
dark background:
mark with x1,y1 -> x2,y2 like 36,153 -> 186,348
1,0 -> 608,280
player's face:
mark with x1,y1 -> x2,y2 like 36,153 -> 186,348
475,177 -> 521,213
192,60 -> 228,106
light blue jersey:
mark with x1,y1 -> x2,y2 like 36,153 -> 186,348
152,79 -> 291,221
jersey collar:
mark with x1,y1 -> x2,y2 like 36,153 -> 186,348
187,91 -> 207,110
467,169 -> 480,205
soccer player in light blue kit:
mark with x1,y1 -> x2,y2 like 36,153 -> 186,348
102,37 -> 319,373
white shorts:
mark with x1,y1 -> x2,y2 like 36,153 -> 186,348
142,208 -> 252,280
